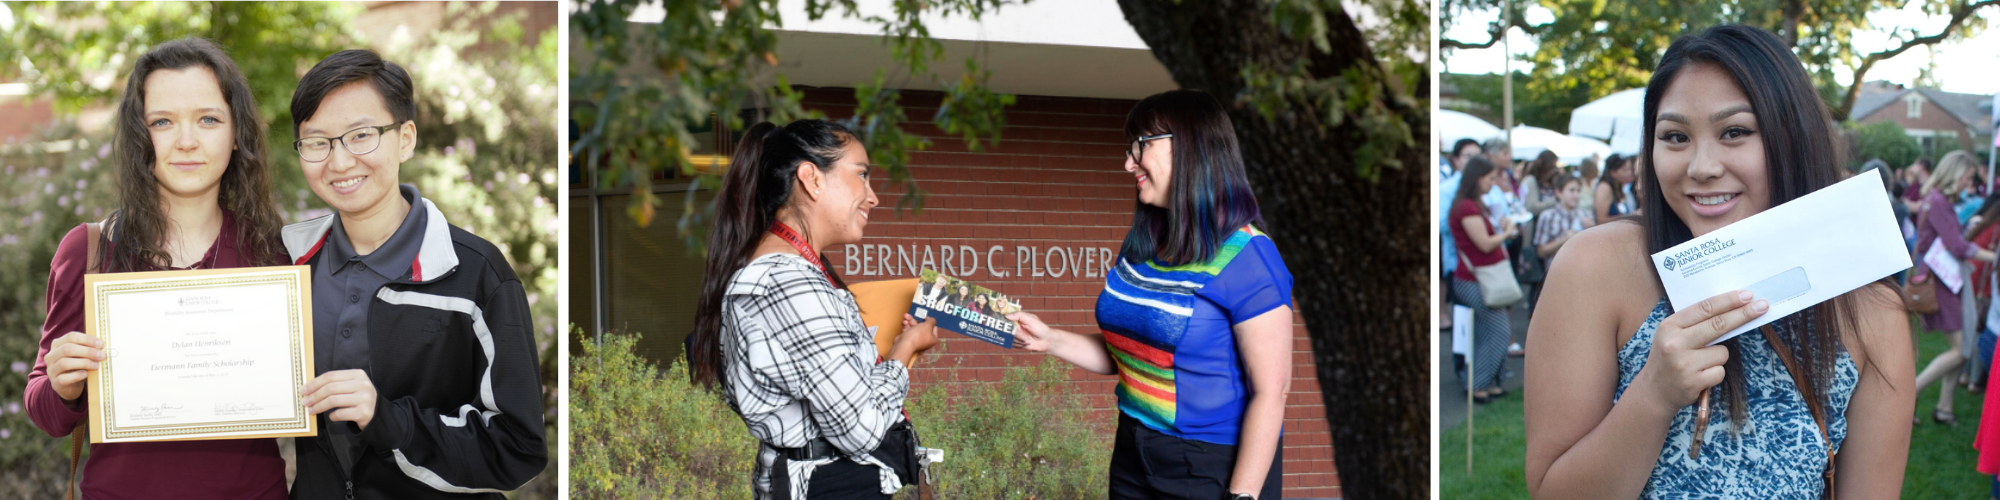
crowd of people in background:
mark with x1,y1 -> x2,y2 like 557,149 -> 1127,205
1438,136 -> 1644,404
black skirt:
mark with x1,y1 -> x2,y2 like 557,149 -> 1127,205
1107,413 -> 1284,500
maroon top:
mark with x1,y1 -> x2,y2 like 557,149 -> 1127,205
1450,198 -> 1507,281
1915,190 -> 1975,333
25,212 -> 286,500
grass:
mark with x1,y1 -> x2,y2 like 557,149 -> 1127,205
1442,328 -> 1992,498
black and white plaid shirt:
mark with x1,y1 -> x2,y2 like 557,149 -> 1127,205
721,253 -> 908,500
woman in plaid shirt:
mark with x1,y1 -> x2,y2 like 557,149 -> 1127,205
686,119 -> 940,500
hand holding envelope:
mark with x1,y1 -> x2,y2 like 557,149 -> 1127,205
1650,168 -> 1912,346
1631,290 -> 1772,410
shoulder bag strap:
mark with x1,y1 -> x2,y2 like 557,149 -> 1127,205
69,221 -> 103,500
1915,200 -> 1933,280
1760,324 -> 1836,500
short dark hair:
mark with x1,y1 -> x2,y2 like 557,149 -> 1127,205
1451,138 -> 1481,158
291,49 -> 416,136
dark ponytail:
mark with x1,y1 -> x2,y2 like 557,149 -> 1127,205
688,119 -> 857,388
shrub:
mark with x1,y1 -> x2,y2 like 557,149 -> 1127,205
569,329 -> 756,499
569,329 -> 1114,499
902,359 -> 1113,500
1850,120 -> 1924,171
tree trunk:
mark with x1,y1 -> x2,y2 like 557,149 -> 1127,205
1781,0 -> 1802,47
1117,2 -> 1431,499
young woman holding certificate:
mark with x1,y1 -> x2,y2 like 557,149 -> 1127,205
687,119 -> 940,500
1007,89 -> 1294,500
25,37 -> 290,499
1523,25 -> 1914,499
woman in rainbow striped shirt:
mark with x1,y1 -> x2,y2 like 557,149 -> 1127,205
1007,89 -> 1296,500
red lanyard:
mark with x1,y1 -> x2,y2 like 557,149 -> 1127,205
772,220 -> 891,372
769,221 -> 833,283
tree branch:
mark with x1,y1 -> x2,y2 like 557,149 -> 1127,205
1440,13 -> 1544,51
1443,22 -> 1505,49
1836,0 -> 2000,120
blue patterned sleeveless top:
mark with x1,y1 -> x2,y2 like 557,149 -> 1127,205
1613,299 -> 1858,498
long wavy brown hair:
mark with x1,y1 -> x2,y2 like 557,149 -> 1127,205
102,38 -> 285,271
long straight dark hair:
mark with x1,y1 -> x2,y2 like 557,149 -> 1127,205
1638,25 -> 1893,424
1120,90 -> 1264,266
105,37 -> 285,271
1599,154 -> 1630,209
1453,156 -> 1499,209
688,119 -> 856,388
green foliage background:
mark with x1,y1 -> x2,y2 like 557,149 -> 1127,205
1441,0 -> 1997,127
0,2 -> 558,497
1850,120 -> 1927,171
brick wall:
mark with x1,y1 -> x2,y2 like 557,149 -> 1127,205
809,87 -> 1342,499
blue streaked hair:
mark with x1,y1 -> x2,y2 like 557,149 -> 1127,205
1120,90 -> 1264,266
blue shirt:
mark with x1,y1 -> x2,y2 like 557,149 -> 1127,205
1096,227 -> 1294,445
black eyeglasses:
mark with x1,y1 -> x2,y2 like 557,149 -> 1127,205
294,123 -> 404,162
1127,133 -> 1172,164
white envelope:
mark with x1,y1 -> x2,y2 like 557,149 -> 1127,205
1922,237 -> 1964,294
1650,168 -> 1912,345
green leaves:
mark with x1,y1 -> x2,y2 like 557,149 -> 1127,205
845,71 -> 930,212
935,59 -> 1013,155
1236,1 -> 1419,182
570,0 -> 1020,253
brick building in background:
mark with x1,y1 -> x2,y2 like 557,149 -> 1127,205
569,2 -> 1343,497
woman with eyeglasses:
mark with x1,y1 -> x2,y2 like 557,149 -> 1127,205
1008,89 -> 1294,500
282,49 -> 547,499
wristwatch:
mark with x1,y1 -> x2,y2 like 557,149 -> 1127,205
1226,494 -> 1254,500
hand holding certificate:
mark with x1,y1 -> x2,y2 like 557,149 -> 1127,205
83,266 -> 317,443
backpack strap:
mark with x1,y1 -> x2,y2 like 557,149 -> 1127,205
69,221 -> 103,500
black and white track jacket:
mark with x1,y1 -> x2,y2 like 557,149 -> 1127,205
281,197 -> 547,499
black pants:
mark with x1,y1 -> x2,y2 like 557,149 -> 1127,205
1108,414 -> 1284,500
803,457 -> 892,500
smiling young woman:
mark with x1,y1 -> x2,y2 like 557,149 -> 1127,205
1523,25 -> 1914,499
686,119 -> 940,500
1007,89 -> 1294,500
26,37 -> 289,500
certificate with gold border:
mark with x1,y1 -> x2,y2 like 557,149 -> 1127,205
83,266 -> 316,443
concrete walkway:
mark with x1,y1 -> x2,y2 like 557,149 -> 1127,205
1438,303 -> 1531,431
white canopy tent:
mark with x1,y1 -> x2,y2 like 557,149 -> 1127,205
1438,109 -> 1505,152
1565,134 -> 1613,164
1568,88 -> 1646,155
1509,125 -> 1601,165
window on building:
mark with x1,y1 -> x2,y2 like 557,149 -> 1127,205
1907,94 -> 1924,120
573,109 -> 755,367
607,190 -> 713,364
564,117 -> 580,188
568,195 -> 596,356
